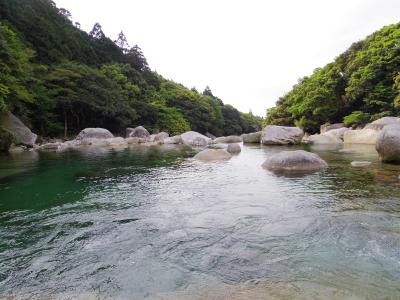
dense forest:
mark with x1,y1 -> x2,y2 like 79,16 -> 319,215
266,22 -> 400,133
0,0 -> 262,142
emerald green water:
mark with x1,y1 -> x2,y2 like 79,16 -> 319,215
0,144 -> 400,299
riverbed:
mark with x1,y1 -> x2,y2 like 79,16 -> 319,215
0,144 -> 400,299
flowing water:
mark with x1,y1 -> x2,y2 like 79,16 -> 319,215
0,144 -> 400,299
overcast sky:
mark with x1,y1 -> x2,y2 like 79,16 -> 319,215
54,0 -> 400,116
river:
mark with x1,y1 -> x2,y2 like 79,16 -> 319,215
0,144 -> 399,299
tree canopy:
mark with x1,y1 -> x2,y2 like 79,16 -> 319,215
266,22 -> 400,133
0,0 -> 262,139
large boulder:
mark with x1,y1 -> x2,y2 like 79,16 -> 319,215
193,149 -> 232,161
241,131 -> 262,143
0,111 -> 37,146
180,131 -> 211,147
125,126 -> 150,138
212,135 -> 242,144
343,129 -> 378,145
365,117 -> 400,130
262,150 -> 328,172
261,125 -> 304,145
376,124 -> 400,163
76,128 -> 113,140
227,143 -> 241,154
306,134 -> 343,145
320,123 -> 345,134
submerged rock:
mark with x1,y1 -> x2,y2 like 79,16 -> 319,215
227,143 -> 241,154
261,125 -> 304,145
38,142 -> 62,151
0,111 -> 37,146
376,124 -> 400,163
241,131 -> 262,143
213,135 -> 242,144
351,161 -> 372,168
76,128 -> 113,140
262,150 -> 328,172
125,126 -> 150,138
181,131 -> 211,147
193,149 -> 232,161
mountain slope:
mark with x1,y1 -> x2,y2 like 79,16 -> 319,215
0,0 -> 262,140
266,23 -> 400,133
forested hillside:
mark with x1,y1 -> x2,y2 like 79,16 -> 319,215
0,0 -> 262,139
266,23 -> 400,133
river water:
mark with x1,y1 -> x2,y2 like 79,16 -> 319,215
0,144 -> 399,299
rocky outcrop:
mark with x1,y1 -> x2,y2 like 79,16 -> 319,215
344,129 -> 378,145
365,117 -> 400,130
376,124 -> 400,163
193,149 -> 232,161
0,111 -> 37,146
180,131 -> 211,147
212,135 -> 242,144
261,125 -> 304,145
227,143 -> 241,154
76,128 -> 113,140
320,123 -> 345,134
125,126 -> 150,138
262,150 -> 328,172
241,131 -> 262,143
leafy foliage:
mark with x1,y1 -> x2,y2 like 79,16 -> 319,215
266,23 -> 400,133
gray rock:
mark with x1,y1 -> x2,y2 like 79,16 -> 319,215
154,132 -> 169,142
306,133 -> 343,145
125,126 -> 150,138
205,132 -> 216,139
344,129 -> 378,145
0,111 -> 37,146
213,135 -> 242,144
164,135 -> 183,144
320,123 -> 345,134
193,149 -> 232,161
76,128 -> 113,140
325,127 -> 349,141
126,137 -> 140,144
261,125 -> 304,145
241,131 -> 262,143
365,117 -> 400,130
376,124 -> 400,163
351,161 -> 372,168
180,131 -> 211,147
227,143 -> 241,154
262,150 -> 328,172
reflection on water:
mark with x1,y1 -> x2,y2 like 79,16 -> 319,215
0,144 -> 400,299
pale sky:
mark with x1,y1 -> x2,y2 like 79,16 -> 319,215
54,0 -> 400,116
